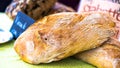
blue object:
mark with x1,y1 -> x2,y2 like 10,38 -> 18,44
10,11 -> 35,39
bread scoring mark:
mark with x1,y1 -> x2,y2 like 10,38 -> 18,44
51,14 -> 74,30
101,46 -> 120,68
113,59 -> 120,68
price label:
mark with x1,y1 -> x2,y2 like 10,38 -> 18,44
10,11 -> 35,39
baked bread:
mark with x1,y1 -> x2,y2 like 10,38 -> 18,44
73,12 -> 120,68
75,38 -> 120,68
5,0 -> 57,20
14,12 -> 115,64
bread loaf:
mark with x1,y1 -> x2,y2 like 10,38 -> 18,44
75,38 -> 120,68
14,12 -> 115,64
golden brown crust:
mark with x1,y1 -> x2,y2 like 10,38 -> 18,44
75,39 -> 120,68
14,12 -> 115,64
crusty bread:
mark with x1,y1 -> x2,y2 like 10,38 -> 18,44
75,38 -> 120,68
14,12 -> 115,64
74,12 -> 120,68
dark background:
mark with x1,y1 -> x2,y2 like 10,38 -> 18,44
0,0 -> 12,12
58,0 -> 80,11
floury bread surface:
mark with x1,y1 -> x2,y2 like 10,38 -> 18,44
14,12 -> 115,64
75,39 -> 120,68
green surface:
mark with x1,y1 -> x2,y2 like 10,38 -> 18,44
0,40 -> 96,68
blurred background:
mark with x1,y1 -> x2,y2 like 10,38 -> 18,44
0,0 -> 12,12
0,0 -> 80,12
